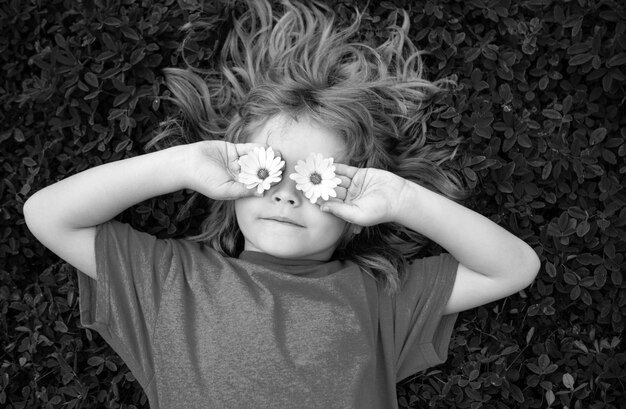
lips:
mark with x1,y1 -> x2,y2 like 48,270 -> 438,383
262,216 -> 304,227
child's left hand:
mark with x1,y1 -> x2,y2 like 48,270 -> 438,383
320,163 -> 407,226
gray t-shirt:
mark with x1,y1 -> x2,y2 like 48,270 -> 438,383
78,221 -> 458,408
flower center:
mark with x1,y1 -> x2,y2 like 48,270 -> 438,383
257,168 -> 270,180
310,172 -> 322,185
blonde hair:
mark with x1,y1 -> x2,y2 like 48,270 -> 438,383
148,0 -> 466,292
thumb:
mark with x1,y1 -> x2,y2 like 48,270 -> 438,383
227,182 -> 264,200
203,180 -> 263,201
320,200 -> 357,223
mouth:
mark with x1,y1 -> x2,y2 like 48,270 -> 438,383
262,216 -> 305,227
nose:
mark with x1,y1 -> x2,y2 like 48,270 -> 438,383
269,178 -> 301,206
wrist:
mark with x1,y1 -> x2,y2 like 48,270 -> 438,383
149,144 -> 196,192
392,179 -> 426,227
387,176 -> 417,224
176,142 -> 210,192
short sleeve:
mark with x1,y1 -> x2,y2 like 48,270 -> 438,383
77,220 -> 175,389
394,254 -> 458,380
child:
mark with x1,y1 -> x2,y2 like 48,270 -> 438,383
23,1 -> 540,408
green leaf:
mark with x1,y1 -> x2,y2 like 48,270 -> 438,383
84,90 -> 101,100
95,50 -> 117,62
542,109 -> 562,120
22,157 -> 37,167
562,373 -> 575,390
564,271 -> 579,285
121,26 -> 140,41
576,220 -> 590,236
590,127 -> 607,145
569,53 -> 593,66
84,72 -> 99,88
594,266 -> 607,287
101,32 -> 116,51
501,345 -> 519,355
113,92 -> 131,107
130,48 -> 146,65
509,384 -> 525,403
103,17 -> 122,26
567,42 -> 591,55
87,356 -> 105,366
607,53 -> 626,67
54,321 -> 68,333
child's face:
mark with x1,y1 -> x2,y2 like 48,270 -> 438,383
234,115 -> 348,261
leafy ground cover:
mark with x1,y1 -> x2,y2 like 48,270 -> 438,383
1,0 -> 624,408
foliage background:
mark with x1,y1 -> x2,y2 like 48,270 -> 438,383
1,0 -> 625,408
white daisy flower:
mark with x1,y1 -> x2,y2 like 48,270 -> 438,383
289,152 -> 342,204
238,146 -> 285,194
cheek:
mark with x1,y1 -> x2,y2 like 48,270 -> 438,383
313,209 -> 348,239
234,198 -> 255,231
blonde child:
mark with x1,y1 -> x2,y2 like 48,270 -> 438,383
24,1 -> 540,408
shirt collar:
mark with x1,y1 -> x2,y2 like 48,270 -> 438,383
238,251 -> 345,277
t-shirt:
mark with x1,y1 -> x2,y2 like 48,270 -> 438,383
78,221 -> 458,409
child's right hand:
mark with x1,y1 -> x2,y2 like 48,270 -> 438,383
184,141 -> 265,200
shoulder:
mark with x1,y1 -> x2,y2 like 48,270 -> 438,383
97,220 -> 227,265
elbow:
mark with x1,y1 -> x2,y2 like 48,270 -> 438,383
23,190 -> 50,240
517,245 -> 541,289
23,193 -> 38,231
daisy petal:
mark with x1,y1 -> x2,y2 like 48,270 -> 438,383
289,152 -> 343,204
237,146 -> 284,193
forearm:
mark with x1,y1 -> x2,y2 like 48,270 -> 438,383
394,181 -> 539,283
24,140 -> 259,279
25,145 -> 190,231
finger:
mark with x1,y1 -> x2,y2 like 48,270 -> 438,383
334,186 -> 348,201
228,182 -> 265,200
333,163 -> 359,179
230,142 -> 268,176
336,175 -> 352,188
320,199 -> 357,223
270,147 -> 283,160
234,142 -> 267,157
